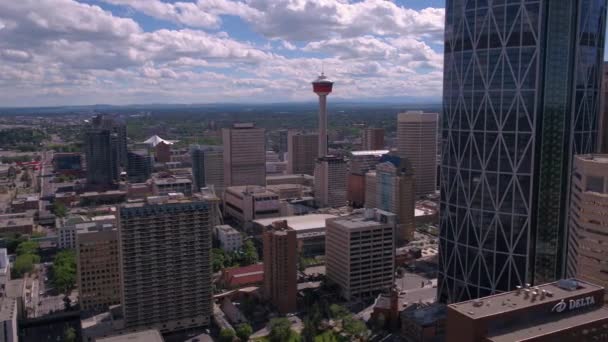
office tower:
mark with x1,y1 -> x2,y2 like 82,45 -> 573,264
118,195 -> 216,332
287,131 -> 319,175
567,155 -> 608,299
223,123 -> 266,187
397,111 -> 438,197
52,153 -> 82,175
84,126 -> 119,189
361,127 -> 385,150
76,224 -> 121,314
126,150 -> 152,183
439,0 -> 607,303
155,141 -> 171,163
601,63 -> 608,153
371,154 -> 415,244
262,220 -> 297,314
314,156 -> 348,208
364,171 -> 377,209
326,208 -> 395,300
91,115 -> 128,168
347,150 -> 388,207
312,73 -> 333,157
191,145 -> 224,193
277,129 -> 289,161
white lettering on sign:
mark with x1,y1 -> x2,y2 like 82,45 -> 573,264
551,296 -> 595,313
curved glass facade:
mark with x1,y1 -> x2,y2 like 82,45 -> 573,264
439,0 -> 606,303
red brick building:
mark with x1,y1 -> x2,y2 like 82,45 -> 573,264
262,220 -> 297,314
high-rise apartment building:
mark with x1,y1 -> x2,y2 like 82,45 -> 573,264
361,127 -> 385,150
314,156 -> 348,208
85,127 -> 119,189
191,145 -> 224,193
287,131 -> 318,175
364,171 -> 377,209
397,111 -> 438,197
439,0 -> 607,303
600,63 -> 608,153
118,194 -> 216,332
126,150 -> 152,183
369,154 -> 415,244
262,220 -> 297,314
76,224 -> 121,314
223,123 -> 266,187
567,155 -> 608,300
326,208 -> 395,300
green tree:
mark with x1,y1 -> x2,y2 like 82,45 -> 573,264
329,304 -> 349,319
301,317 -> 316,342
53,250 -> 77,293
242,240 -> 258,265
52,201 -> 68,217
212,248 -> 225,272
219,328 -> 235,342
16,240 -> 39,256
235,323 -> 253,341
64,326 -> 76,342
342,316 -> 367,339
13,254 -> 39,277
269,317 -> 292,342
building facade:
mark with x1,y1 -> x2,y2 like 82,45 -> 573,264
439,0 -> 607,303
314,156 -> 348,208
76,225 -> 121,314
567,155 -> 608,300
153,177 -> 192,196
118,195 -> 215,332
373,154 -> 415,245
85,127 -> 119,189
397,111 -> 438,197
287,131 -> 318,175
215,224 -> 243,252
223,123 -> 266,187
262,220 -> 297,314
361,128 -> 385,150
191,145 -> 224,193
224,186 -> 280,226
126,150 -> 152,183
326,209 -> 395,300
601,63 -> 608,153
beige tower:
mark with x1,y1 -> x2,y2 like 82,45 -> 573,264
397,111 -> 438,197
361,127 -> 385,150
118,194 -> 217,333
223,123 -> 266,187
287,131 -> 318,175
76,225 -> 121,314
567,155 -> 608,300
262,220 -> 297,314
325,208 -> 396,300
314,156 -> 348,208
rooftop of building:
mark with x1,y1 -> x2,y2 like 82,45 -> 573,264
14,193 -> 39,201
449,279 -> 604,319
143,134 -> 176,147
0,216 -> 33,227
374,287 -> 436,312
5,279 -> 24,299
225,185 -> 278,197
487,306 -> 608,342
267,174 -> 314,180
328,208 -> 395,229
215,224 -> 239,234
153,177 -> 191,185
121,193 -> 211,208
350,150 -> 390,156
81,190 -> 126,197
253,213 -> 337,232
97,329 -> 164,342
0,297 -> 16,321
222,264 -> 264,288
576,153 -> 608,164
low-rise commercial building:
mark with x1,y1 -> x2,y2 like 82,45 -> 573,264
215,225 -> 242,252
326,208 -> 396,300
220,264 -> 264,289
10,194 -> 39,213
446,279 -> 608,342
224,186 -> 280,226
401,303 -> 447,342
0,213 -> 34,235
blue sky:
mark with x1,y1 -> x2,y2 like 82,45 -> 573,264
0,0 -> 601,107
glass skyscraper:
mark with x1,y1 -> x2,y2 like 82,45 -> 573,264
439,0 -> 606,303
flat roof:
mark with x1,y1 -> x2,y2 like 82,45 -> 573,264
350,150 -> 389,156
488,306 -> 608,342
97,329 -> 164,342
0,298 -> 16,321
267,174 -> 314,179
154,178 -> 191,185
449,279 -> 603,319
253,214 -> 336,231
329,209 -> 395,230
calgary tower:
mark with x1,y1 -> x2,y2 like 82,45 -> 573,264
312,73 -> 333,158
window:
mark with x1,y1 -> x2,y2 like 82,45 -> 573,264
587,176 -> 604,193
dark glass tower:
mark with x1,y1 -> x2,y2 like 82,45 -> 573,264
439,0 -> 606,303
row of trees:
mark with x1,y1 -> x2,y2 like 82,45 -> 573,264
219,323 -> 253,342
13,240 -> 40,278
212,240 -> 259,272
53,250 -> 77,293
